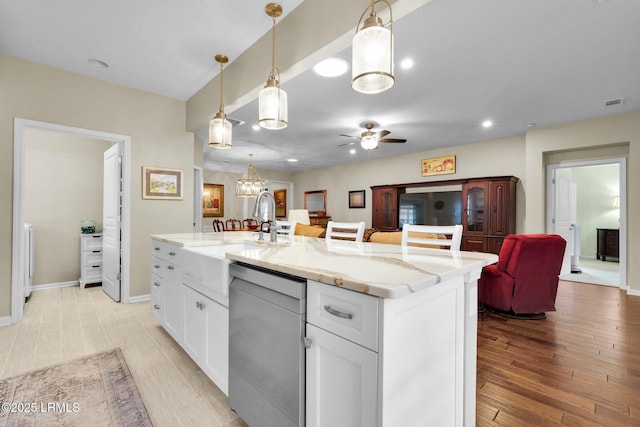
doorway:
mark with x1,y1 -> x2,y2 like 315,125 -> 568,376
11,118 -> 131,324
547,158 -> 626,290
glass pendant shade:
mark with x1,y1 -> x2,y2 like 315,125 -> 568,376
352,2 -> 395,94
209,113 -> 232,149
360,134 -> 378,150
236,154 -> 266,197
209,54 -> 232,149
258,81 -> 288,129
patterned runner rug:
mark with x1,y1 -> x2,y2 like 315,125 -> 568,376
0,348 -> 152,426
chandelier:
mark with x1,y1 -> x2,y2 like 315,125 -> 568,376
236,154 -> 266,197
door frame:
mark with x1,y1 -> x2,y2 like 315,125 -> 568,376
11,118 -> 132,324
546,157 -> 627,291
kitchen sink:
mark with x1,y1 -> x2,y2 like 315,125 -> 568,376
181,243 -> 262,305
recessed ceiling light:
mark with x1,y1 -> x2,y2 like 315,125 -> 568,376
313,57 -> 349,78
286,158 -> 298,162
525,122 -> 537,128
400,58 -> 414,70
88,58 -> 109,69
252,124 -> 260,131
349,149 -> 356,155
482,120 -> 493,128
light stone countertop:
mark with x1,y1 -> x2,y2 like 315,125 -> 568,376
150,232 -> 498,299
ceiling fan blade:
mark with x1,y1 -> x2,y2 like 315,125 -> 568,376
338,141 -> 358,147
379,138 -> 407,143
339,134 -> 361,140
375,130 -> 391,139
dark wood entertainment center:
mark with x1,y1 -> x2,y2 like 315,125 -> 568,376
371,176 -> 518,254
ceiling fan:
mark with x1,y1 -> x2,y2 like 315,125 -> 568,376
338,122 -> 407,150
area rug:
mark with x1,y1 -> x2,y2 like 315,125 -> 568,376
0,348 -> 152,426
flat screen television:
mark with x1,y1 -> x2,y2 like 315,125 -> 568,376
399,190 -> 462,227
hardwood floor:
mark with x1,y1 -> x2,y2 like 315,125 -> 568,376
0,286 -> 246,427
477,280 -> 640,426
2,280 -> 638,426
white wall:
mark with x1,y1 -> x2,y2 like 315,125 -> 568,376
25,129 -> 113,285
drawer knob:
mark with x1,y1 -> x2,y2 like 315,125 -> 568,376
324,305 -> 353,320
153,282 -> 160,287
168,251 -> 176,256
154,304 -> 160,310
167,265 -> 175,270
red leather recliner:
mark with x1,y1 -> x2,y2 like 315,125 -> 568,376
480,234 -> 567,315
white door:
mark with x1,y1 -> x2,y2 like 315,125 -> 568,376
553,168 -> 574,276
103,144 -> 121,301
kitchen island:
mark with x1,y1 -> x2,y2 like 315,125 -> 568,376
150,232 -> 497,426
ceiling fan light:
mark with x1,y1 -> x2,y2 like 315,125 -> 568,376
360,135 -> 378,150
258,81 -> 288,129
209,113 -> 232,149
352,3 -> 394,94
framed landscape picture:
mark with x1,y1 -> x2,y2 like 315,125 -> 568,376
203,183 -> 224,217
142,166 -> 183,200
349,190 -> 366,208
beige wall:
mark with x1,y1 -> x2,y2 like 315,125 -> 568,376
25,129 -> 113,285
525,111 -> 640,292
291,137 -> 527,230
1,54 -> 194,317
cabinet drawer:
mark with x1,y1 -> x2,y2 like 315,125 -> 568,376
81,265 -> 102,279
151,257 -> 165,278
307,280 -> 379,352
462,236 -> 486,252
83,252 -> 103,264
84,234 -> 103,250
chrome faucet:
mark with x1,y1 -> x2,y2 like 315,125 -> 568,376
252,190 -> 279,242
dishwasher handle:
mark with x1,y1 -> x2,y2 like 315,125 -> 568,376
324,304 -> 353,319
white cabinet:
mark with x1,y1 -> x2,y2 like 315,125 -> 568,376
306,324 -> 378,427
150,238 -> 229,396
183,284 -> 229,394
306,281 -> 379,427
79,233 -> 103,288
306,278 -> 465,427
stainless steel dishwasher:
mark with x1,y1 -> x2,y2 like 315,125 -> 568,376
228,263 -> 306,427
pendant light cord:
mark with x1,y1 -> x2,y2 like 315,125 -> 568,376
219,61 -> 224,113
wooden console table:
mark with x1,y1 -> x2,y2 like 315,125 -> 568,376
596,228 -> 619,262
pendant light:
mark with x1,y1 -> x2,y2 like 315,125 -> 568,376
258,3 -> 288,130
209,54 -> 232,149
352,0 -> 394,94
236,154 -> 266,197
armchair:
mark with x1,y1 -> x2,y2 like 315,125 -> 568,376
480,234 -> 566,317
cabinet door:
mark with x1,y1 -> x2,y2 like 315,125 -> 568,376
306,324 -> 378,427
372,188 -> 399,230
204,296 -> 229,395
164,263 -> 184,343
184,286 -> 206,362
462,182 -> 489,235
489,180 -> 514,236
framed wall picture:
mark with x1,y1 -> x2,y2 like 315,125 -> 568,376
349,190 -> 366,208
203,183 -> 224,217
274,189 -> 287,218
421,155 -> 456,177
142,166 -> 183,200
304,190 -> 327,216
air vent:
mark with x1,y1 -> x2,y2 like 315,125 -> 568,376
604,98 -> 624,107
227,117 -> 245,127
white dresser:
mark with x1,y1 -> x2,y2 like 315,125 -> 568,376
79,233 -> 103,288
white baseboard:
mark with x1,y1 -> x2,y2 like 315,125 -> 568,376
129,294 -> 150,303
0,316 -> 12,327
32,281 -> 79,291
627,288 -> 640,297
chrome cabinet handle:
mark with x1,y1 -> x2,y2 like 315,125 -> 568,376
154,264 -> 160,269
153,282 -> 160,287
154,246 -> 161,251
167,265 -> 175,270
168,251 -> 176,256
324,305 -> 353,319
154,304 -> 160,310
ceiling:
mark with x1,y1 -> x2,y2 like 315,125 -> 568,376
2,0 -> 639,174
